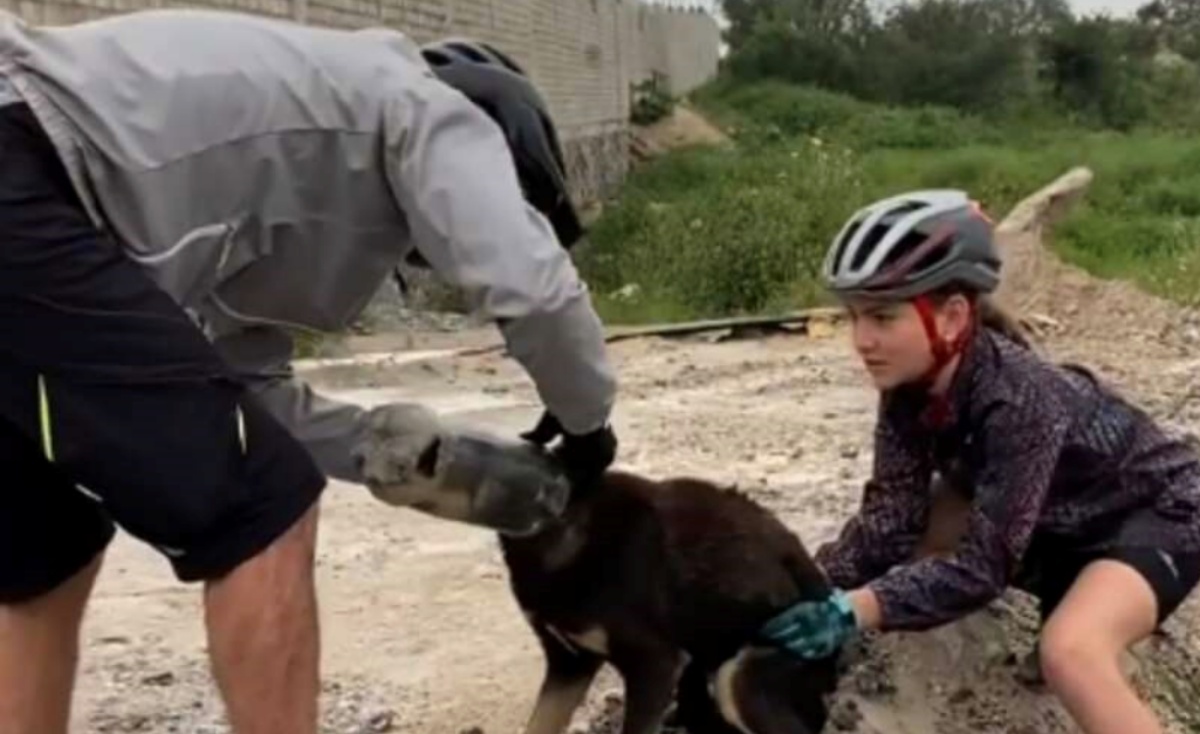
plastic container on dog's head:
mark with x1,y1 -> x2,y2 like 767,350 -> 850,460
356,402 -> 571,537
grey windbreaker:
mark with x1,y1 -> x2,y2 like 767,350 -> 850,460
0,8 -> 616,483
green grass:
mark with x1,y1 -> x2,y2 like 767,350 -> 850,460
576,141 -> 863,320
580,80 -> 1200,323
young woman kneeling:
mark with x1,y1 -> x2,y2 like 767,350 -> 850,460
762,190 -> 1200,734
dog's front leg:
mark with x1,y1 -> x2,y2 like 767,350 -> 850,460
611,639 -> 686,734
523,625 -> 603,734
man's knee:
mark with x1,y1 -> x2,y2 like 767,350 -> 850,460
0,550 -> 103,620
274,501 -> 320,563
103,393 -> 325,584
211,500 -> 320,584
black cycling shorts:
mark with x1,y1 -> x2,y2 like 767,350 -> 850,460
1019,525 -> 1200,627
0,97 -> 327,602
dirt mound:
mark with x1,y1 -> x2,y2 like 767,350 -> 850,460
84,654 -> 405,734
70,323 -> 1200,733
993,166 -> 1198,347
568,593 -> 1200,734
631,104 -> 729,161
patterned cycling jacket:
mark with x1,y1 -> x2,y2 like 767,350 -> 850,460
815,325 -> 1200,631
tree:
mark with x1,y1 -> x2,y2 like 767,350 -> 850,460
719,0 -> 874,53
720,0 -> 778,50
979,0 -> 1073,36
720,0 -> 877,94
1135,0 -> 1200,59
1039,16 -> 1152,129
868,0 -> 1036,110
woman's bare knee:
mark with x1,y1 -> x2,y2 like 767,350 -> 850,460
1039,623 -> 1107,691
1039,559 -> 1159,692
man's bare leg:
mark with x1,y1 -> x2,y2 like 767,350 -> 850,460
0,552 -> 105,734
205,502 -> 321,734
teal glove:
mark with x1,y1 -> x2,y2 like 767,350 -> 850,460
759,589 -> 858,660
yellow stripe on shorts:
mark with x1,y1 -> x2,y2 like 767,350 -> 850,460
236,404 -> 247,455
37,374 -> 54,463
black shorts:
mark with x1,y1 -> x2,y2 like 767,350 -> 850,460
0,99 -> 327,602
1018,527 -> 1200,627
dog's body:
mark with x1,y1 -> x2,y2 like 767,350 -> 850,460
356,403 -> 974,734
500,470 -> 839,734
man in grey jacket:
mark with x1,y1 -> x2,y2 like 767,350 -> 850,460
0,9 -> 617,733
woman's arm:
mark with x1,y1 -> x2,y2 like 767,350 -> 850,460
859,392 -> 1072,632
816,398 -> 935,588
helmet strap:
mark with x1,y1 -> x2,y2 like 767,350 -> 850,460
912,294 -> 974,428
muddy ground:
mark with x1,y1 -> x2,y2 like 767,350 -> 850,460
65,302 -> 1200,733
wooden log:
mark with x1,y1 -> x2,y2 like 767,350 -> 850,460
454,306 -> 847,356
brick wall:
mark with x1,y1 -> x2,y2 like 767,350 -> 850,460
5,0 -> 720,203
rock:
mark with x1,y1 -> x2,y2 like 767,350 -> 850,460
364,709 -> 397,732
1014,648 -> 1045,689
476,565 -> 503,580
949,686 -> 975,704
140,671 -> 175,687
1028,313 -> 1061,330
829,697 -> 863,731
610,283 -> 641,302
105,714 -> 151,732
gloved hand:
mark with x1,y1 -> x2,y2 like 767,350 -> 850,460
521,411 -> 616,489
759,589 -> 859,660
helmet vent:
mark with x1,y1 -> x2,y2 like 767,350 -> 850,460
878,229 -> 946,274
446,42 -> 490,63
423,49 -> 452,66
479,42 -> 526,73
832,220 -> 860,271
851,223 -> 891,271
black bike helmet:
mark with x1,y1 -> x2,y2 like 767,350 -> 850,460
421,37 -> 585,249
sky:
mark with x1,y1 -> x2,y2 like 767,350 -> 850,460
1071,0 -> 1143,15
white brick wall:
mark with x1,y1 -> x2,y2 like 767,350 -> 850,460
7,0 -> 720,200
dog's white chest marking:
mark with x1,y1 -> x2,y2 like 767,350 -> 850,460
544,624 -> 610,657
713,649 -> 755,734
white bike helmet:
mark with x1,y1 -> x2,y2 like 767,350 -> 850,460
822,190 -> 1001,300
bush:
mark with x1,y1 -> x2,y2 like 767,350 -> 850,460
579,80 -> 1200,323
717,0 -> 1200,135
694,80 -> 1011,151
630,72 -> 674,126
580,142 -> 863,320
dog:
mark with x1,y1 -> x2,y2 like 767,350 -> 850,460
355,404 -> 842,734
355,402 -> 982,733
496,470 -> 842,734
499,469 -> 974,734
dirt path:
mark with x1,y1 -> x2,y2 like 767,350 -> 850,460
66,318 -> 1200,733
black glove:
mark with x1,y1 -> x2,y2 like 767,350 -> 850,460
521,411 -> 616,490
